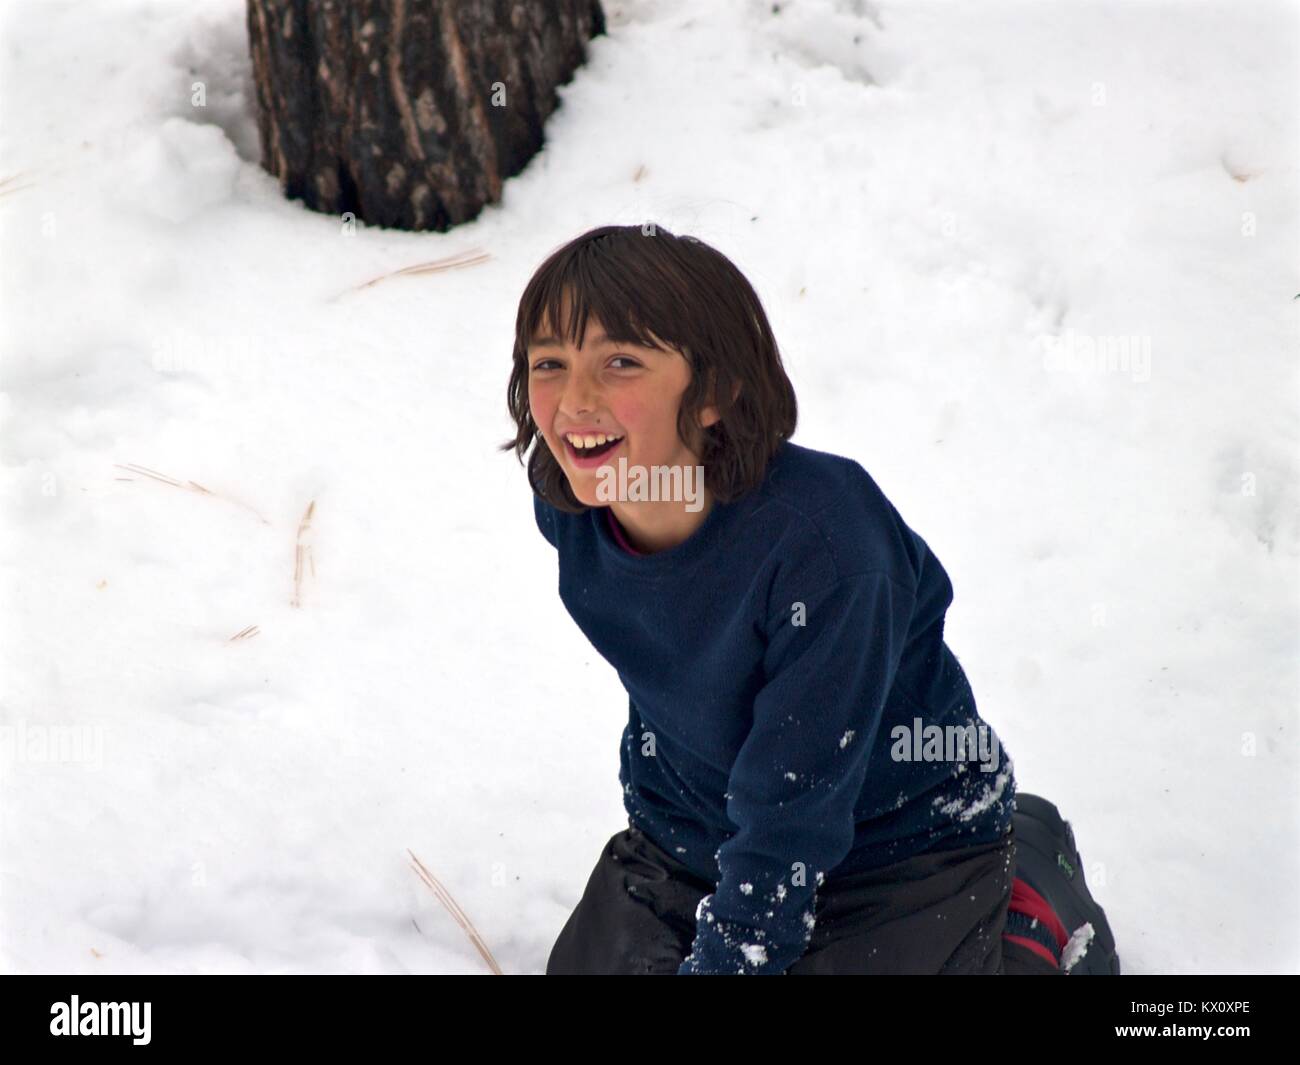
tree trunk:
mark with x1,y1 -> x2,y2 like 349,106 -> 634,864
246,0 -> 605,231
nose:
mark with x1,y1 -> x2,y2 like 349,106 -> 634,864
559,361 -> 602,417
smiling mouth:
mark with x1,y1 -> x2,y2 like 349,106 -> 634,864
567,436 -> 622,460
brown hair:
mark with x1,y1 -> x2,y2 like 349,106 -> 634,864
499,224 -> 798,513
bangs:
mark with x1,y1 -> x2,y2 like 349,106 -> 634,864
519,243 -> 682,358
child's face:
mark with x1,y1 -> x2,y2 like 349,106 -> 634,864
527,309 -> 718,508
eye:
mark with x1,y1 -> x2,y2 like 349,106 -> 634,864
530,355 -> 641,372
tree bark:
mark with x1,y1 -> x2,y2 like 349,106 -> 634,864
246,0 -> 605,231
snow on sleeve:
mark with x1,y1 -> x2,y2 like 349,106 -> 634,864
678,568 -> 917,974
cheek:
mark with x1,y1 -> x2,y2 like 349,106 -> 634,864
528,379 -> 556,425
610,397 -> 651,436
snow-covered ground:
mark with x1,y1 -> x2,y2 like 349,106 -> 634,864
1,0 -> 1296,975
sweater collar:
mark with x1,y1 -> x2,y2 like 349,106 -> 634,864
588,441 -> 791,576
592,492 -> 734,576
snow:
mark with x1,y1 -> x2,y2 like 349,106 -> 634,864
1062,921 -> 1097,973
1,0 -> 1296,975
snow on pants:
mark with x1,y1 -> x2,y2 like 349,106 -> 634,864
546,822 -> 1062,975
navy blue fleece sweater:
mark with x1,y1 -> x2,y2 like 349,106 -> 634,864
533,440 -> 1015,974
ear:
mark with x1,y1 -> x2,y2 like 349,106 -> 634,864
697,373 -> 740,430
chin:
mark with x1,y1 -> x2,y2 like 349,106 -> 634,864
569,483 -> 606,508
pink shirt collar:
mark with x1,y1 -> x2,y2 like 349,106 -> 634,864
604,506 -> 646,556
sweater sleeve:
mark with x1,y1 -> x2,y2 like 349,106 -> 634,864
533,493 -> 557,548
678,568 -> 916,974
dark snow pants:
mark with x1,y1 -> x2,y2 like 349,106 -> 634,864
546,823 -> 1061,975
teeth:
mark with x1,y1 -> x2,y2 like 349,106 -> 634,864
566,432 -> 623,449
